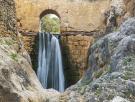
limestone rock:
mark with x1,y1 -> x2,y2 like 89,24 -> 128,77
0,37 -> 60,102
63,18 -> 135,102
0,0 -> 17,37
0,0 -> 60,101
1,0 -> 135,102
111,0 -> 126,16
111,96 -> 130,102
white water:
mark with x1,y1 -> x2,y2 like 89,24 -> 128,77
37,32 -> 65,92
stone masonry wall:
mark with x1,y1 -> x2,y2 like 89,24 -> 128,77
15,0 -> 110,32
22,34 -> 38,72
0,0 -> 17,37
15,0 -> 135,34
61,34 -> 94,87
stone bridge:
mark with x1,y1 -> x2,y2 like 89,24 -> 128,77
15,0 -> 112,33
14,0 -> 135,87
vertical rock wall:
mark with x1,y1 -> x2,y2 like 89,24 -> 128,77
0,0 -> 17,37
0,1 -> 60,101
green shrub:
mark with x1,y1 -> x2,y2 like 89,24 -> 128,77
94,69 -> 104,78
41,15 -> 60,34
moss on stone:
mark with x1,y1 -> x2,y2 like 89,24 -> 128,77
94,69 -> 104,78
95,88 -> 102,96
10,52 -> 18,62
79,85 -> 87,95
122,56 -> 135,80
0,38 -> 15,45
123,57 -> 132,66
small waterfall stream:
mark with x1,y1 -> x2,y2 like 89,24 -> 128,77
37,32 -> 65,92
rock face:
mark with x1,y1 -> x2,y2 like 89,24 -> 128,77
62,18 -> 135,102
0,0 -> 17,37
0,0 -> 59,102
1,0 -> 135,102
0,37 -> 60,102
111,96 -> 130,102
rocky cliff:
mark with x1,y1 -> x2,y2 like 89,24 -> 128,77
1,0 -> 135,102
0,0 -> 17,37
0,0 -> 59,102
61,18 -> 135,102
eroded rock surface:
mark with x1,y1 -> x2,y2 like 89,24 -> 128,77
0,37 -> 60,102
1,0 -> 135,102
62,18 -> 135,102
0,0 -> 17,37
0,0 -> 60,102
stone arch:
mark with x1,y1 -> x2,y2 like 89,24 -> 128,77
39,9 -> 61,33
40,9 -> 61,19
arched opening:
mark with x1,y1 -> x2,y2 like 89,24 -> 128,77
40,9 -> 60,19
39,9 -> 60,34
37,9 -> 64,92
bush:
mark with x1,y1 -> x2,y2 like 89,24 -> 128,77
41,15 -> 60,34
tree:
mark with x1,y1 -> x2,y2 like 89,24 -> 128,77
41,15 -> 60,34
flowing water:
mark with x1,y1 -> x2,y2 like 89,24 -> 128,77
37,32 -> 65,92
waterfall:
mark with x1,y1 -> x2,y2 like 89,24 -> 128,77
37,32 -> 65,92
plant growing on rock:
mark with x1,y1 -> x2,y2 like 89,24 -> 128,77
10,52 -> 18,61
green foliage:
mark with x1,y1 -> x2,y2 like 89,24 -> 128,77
123,56 -> 132,66
41,15 -> 60,33
95,88 -> 102,96
0,38 -> 14,46
107,95 -> 114,100
94,65 -> 112,79
5,40 -> 13,45
94,69 -> 104,78
79,85 -> 87,95
123,71 -> 133,80
122,56 -> 135,80
10,52 -> 18,61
